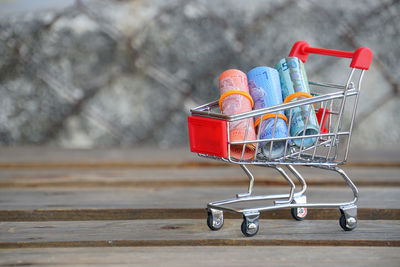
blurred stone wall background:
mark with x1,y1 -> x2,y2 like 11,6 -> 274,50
0,0 -> 399,149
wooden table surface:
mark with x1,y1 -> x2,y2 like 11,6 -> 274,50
0,147 -> 399,266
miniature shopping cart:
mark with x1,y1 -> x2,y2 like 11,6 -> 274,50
187,41 -> 373,237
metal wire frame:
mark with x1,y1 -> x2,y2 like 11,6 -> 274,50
207,164 -> 358,215
192,67 -> 365,215
191,68 -> 365,167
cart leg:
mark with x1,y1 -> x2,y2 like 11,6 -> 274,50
335,167 -> 359,204
287,165 -> 308,220
287,165 -> 307,196
323,166 -> 358,231
272,166 -> 296,204
236,164 -> 254,198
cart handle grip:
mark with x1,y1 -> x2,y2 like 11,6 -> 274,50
289,41 -> 373,70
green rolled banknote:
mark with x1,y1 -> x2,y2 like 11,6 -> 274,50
275,57 -> 319,147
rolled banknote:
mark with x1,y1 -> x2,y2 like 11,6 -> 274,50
219,69 -> 256,160
275,57 -> 319,147
247,66 -> 288,159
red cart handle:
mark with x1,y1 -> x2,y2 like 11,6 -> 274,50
289,41 -> 373,70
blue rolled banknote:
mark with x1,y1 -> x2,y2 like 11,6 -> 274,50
248,66 -> 288,159
275,57 -> 319,147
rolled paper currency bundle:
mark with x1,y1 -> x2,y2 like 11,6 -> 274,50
247,66 -> 288,159
219,69 -> 256,160
275,57 -> 319,147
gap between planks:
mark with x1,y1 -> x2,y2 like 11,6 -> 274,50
1,239 -> 399,249
1,208 -> 399,221
0,161 -> 400,169
0,180 -> 398,188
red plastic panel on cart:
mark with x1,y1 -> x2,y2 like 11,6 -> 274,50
187,116 -> 228,158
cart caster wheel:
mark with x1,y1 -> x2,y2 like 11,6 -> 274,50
291,207 -> 307,221
291,195 -> 307,221
241,212 -> 260,237
339,205 -> 357,231
206,208 -> 224,231
339,214 -> 357,231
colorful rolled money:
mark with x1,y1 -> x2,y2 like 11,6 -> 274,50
247,66 -> 289,159
219,69 -> 256,160
275,57 -> 319,147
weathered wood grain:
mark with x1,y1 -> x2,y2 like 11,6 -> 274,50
0,220 -> 399,248
1,208 -> 398,222
0,166 -> 399,187
0,186 -> 397,210
0,147 -> 399,168
0,147 -> 398,260
0,247 -> 399,266
0,147 -> 201,168
0,186 -> 398,221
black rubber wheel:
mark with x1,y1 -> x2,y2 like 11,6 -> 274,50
206,211 -> 223,231
291,207 -> 307,221
339,214 -> 356,231
241,217 -> 259,237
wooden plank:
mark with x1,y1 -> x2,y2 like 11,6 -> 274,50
0,147 -> 399,168
0,166 -> 399,187
0,186 -> 397,210
0,187 -> 398,221
349,148 -> 400,166
0,247 -> 399,266
0,219 -> 399,248
0,147 -> 202,168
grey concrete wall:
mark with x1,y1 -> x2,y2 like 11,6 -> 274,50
0,0 -> 399,149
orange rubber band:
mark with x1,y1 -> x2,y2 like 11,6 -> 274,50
283,92 -> 313,103
219,90 -> 254,110
254,113 -> 288,128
